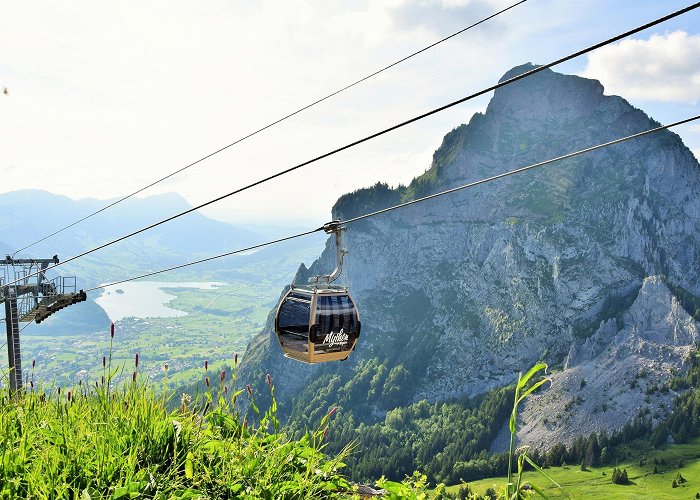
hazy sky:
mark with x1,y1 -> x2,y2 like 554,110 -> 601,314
2,0 -> 699,228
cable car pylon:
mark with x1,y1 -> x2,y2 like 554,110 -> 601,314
1,255 -> 86,392
274,222 -> 361,364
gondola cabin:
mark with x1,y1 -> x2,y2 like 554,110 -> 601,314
275,285 -> 360,363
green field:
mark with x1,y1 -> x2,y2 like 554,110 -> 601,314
2,241 -> 323,391
448,438 -> 700,499
5,279 -> 280,391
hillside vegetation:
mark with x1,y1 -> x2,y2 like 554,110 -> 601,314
0,354 -> 356,499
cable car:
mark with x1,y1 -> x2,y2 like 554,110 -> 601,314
274,221 -> 361,363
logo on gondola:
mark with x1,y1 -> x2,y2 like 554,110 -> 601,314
324,328 -> 349,347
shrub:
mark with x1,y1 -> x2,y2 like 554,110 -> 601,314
612,467 -> 630,485
456,484 -> 473,499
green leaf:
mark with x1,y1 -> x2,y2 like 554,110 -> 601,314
169,488 -> 203,499
517,378 -> 552,405
523,454 -> 570,498
528,482 -> 551,499
111,488 -> 127,500
185,451 -> 194,479
517,363 -> 548,391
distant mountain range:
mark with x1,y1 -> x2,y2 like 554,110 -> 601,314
238,64 -> 700,480
0,189 -> 322,334
0,190 -> 325,287
1,191 -> 260,273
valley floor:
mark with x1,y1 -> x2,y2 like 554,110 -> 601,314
447,438 -> 700,499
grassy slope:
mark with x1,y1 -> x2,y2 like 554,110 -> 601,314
448,437 -> 700,499
0,362 -> 355,498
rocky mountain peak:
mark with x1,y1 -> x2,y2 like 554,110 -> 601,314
240,63 -> 700,451
489,63 -> 605,123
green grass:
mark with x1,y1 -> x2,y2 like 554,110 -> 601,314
0,356 -> 356,498
448,437 -> 700,499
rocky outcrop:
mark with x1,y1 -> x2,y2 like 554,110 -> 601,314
515,276 -> 698,447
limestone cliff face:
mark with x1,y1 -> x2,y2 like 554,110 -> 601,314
239,64 -> 700,442
514,276 -> 698,448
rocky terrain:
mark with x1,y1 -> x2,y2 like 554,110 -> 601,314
494,275 -> 699,449
239,63 -> 700,452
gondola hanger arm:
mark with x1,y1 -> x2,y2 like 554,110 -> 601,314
309,221 -> 347,285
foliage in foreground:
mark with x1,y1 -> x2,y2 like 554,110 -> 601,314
0,355 -> 354,499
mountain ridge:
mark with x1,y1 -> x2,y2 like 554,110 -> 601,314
238,62 -> 700,469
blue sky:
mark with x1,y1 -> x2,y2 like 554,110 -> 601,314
1,0 -> 699,225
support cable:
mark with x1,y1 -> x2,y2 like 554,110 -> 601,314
85,114 -> 700,293
10,1 -> 700,287
12,0 -> 528,256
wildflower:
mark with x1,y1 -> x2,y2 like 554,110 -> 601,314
246,384 -> 252,395
224,386 -> 228,395
30,380 -> 34,389
135,353 -> 139,368
204,360 -> 208,371
205,377 -> 210,388
266,373 -> 272,387
102,356 -> 106,368
110,322 -> 114,338
181,393 -> 192,412
132,371 -> 137,383
101,376 -> 105,385
234,352 -> 238,365
67,390 -> 72,402
57,387 -> 61,396
323,426 -> 329,438
328,406 -> 338,418
163,364 -> 169,372
32,359 -> 36,369
220,370 -> 226,383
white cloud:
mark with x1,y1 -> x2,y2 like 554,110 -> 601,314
581,31 -> 700,104
389,0 -> 509,36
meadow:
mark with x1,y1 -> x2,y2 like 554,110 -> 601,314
449,437 -> 700,499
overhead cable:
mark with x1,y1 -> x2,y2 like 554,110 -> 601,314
85,114 -> 700,293
9,1 -> 700,287
12,0 -> 528,256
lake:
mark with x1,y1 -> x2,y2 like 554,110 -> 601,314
95,281 -> 224,321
